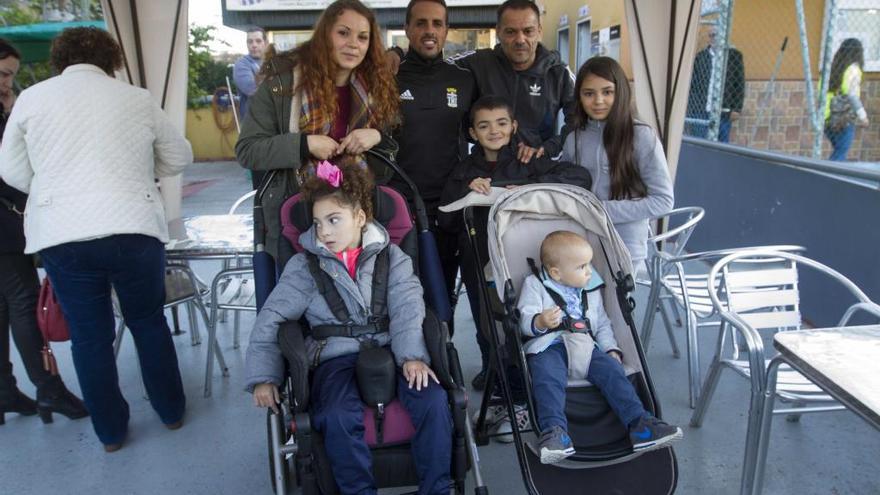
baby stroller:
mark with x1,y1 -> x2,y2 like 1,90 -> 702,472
466,184 -> 678,494
256,150 -> 486,495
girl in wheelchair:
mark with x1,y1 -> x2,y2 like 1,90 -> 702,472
245,161 -> 453,495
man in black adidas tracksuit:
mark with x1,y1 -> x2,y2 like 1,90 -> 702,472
391,0 -> 477,319
391,0 -> 576,163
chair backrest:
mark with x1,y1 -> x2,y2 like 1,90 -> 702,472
645,207 -> 705,272
708,250 -> 875,345
719,256 -> 802,333
278,186 -> 417,268
229,190 -> 257,215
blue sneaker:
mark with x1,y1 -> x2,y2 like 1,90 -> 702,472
629,416 -> 683,452
539,426 -> 576,464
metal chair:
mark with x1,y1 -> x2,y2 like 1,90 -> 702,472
639,206 -> 705,359
113,262 -> 227,399
641,241 -> 805,408
113,262 -> 215,355
687,250 -> 880,495
215,190 -> 257,348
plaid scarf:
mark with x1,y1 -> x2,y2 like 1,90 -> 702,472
298,72 -> 372,173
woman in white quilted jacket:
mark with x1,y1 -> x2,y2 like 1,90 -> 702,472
0,27 -> 193,452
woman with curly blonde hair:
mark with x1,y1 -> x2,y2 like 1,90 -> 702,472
236,0 -> 400,261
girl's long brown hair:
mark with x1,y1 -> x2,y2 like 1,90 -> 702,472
573,57 -> 647,200
282,0 -> 399,133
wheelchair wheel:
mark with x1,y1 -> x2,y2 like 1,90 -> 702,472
267,409 -> 294,494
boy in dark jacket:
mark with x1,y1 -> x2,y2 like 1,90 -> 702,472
440,95 -> 591,233
440,95 -> 590,440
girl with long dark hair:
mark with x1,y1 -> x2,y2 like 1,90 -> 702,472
824,38 -> 869,161
562,57 -> 673,268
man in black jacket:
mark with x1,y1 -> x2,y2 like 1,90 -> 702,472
392,0 -> 477,326
453,0 -> 576,162
686,26 -> 745,142
391,0 -> 576,163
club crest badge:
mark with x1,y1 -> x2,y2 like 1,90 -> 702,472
446,87 -> 458,108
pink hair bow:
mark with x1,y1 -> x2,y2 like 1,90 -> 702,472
315,160 -> 342,188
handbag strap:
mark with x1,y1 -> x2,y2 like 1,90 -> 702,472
0,196 -> 22,216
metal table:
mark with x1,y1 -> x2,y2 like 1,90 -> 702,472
167,214 -> 254,259
747,325 -> 880,494
167,214 -> 255,397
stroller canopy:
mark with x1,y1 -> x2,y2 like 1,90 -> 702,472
486,184 -> 634,299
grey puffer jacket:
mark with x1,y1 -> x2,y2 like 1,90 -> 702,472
244,222 -> 428,393
562,121 -> 674,263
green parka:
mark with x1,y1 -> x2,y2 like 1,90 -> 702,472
235,54 -> 398,260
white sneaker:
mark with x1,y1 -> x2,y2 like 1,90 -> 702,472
471,404 -> 505,433
495,404 -> 530,443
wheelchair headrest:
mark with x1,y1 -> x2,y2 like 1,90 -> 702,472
280,186 -> 414,255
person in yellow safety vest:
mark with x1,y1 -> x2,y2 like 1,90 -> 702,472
824,38 -> 869,161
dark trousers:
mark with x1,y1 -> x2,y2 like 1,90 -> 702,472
0,254 -> 52,390
428,212 -> 460,335
528,343 -> 646,433
310,353 -> 452,495
41,234 -> 185,445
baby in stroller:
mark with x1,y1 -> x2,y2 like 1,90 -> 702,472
245,161 -> 452,494
518,230 -> 682,464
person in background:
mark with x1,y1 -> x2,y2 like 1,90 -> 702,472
234,26 -> 268,121
0,27 -> 192,452
0,38 -> 87,428
233,26 -> 268,189
686,25 -> 745,142
824,38 -> 869,161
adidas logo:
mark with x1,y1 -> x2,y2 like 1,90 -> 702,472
400,89 -> 414,101
529,84 -> 542,96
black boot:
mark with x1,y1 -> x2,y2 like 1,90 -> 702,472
36,376 -> 89,424
0,379 -> 38,425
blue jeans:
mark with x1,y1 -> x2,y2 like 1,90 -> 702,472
825,124 -> 855,161
310,353 -> 452,495
528,343 -> 646,433
718,114 -> 733,143
687,112 -> 733,142
41,234 -> 185,445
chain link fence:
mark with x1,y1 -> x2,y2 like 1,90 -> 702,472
684,0 -> 879,162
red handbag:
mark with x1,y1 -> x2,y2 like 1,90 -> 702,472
37,277 -> 70,375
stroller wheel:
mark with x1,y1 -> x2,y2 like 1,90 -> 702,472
266,409 -> 294,494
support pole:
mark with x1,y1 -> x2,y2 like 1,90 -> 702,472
813,0 -> 838,159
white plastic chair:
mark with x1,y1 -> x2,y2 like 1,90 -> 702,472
688,250 -> 880,495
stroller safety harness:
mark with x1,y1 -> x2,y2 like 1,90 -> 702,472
306,247 -> 391,341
